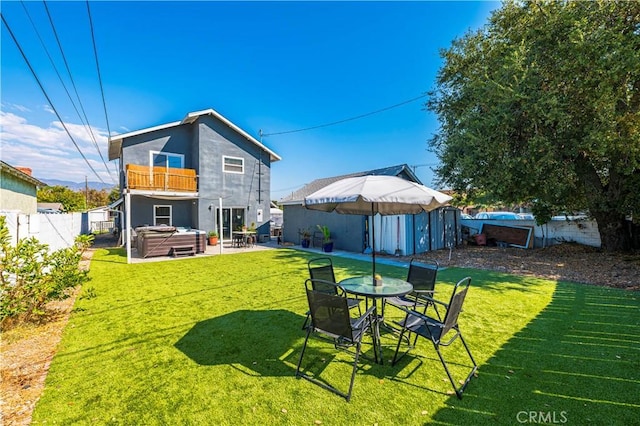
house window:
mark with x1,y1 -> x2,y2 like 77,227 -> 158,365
151,151 -> 184,169
154,205 -> 172,226
223,156 -> 244,174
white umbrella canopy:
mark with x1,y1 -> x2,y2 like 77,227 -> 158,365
304,175 -> 453,277
304,175 -> 452,215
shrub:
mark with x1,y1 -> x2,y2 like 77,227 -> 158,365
0,216 -> 92,327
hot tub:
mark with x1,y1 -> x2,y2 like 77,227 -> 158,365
135,226 -> 207,258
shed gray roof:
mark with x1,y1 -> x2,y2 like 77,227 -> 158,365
280,164 -> 422,205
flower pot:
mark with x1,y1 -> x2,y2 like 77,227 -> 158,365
301,239 -> 310,248
208,236 -> 218,245
322,242 -> 334,253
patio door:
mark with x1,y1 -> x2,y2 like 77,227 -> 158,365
216,208 -> 245,241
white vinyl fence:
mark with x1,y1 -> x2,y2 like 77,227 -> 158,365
1,211 -> 86,252
461,218 -> 601,248
1,211 -> 603,252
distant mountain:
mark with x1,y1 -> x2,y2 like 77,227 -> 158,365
41,179 -> 117,192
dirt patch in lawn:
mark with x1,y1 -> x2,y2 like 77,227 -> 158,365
381,242 -> 640,290
1,242 -> 638,425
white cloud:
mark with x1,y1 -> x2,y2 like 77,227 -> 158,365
43,104 -> 55,115
0,111 -> 116,184
0,103 -> 32,113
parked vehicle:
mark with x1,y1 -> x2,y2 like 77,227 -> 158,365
460,213 -> 473,219
517,213 -> 535,220
474,211 -> 521,220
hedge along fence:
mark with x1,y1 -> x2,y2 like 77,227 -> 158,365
0,215 -> 93,327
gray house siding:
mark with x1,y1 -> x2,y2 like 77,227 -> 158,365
130,197 -> 194,229
194,115 -> 272,235
121,127 -> 193,177
119,112 -> 274,238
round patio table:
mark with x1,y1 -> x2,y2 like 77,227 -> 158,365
338,276 -> 413,364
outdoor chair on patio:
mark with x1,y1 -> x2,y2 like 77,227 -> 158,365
232,233 -> 244,248
312,230 -> 324,248
296,279 -> 378,401
391,276 -> 477,399
302,258 -> 363,329
385,259 -> 441,330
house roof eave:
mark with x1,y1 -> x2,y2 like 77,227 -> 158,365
108,108 -> 282,162
0,161 -> 47,187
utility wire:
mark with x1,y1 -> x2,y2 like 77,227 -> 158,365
42,0 -> 113,180
261,93 -> 428,137
20,0 -> 114,182
86,0 -> 117,178
1,13 -> 105,184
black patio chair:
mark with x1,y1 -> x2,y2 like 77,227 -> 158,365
296,279 -> 378,401
312,230 -> 324,248
391,276 -> 477,399
301,258 -> 363,329
385,258 -> 440,316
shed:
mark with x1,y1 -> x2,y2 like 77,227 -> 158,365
280,164 -> 461,255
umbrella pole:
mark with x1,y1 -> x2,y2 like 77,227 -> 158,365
372,204 -> 376,278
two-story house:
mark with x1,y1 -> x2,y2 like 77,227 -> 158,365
108,108 -> 281,260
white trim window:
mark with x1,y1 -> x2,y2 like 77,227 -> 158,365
150,151 -> 184,169
223,156 -> 244,174
154,205 -> 172,226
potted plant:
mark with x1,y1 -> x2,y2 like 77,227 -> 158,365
317,225 -> 333,252
300,229 -> 311,248
207,230 -> 219,246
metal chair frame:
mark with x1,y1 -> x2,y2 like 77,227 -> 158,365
296,279 -> 378,401
392,276 -> 477,399
385,259 -> 440,343
301,258 -> 363,329
386,258 -> 439,313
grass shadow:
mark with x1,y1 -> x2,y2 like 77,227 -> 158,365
429,282 -> 640,425
175,309 -> 306,377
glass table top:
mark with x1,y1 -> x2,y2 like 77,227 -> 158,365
338,275 -> 413,298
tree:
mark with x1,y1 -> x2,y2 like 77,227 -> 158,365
428,0 -> 640,251
108,186 -> 120,204
84,188 -> 110,209
37,186 -> 85,212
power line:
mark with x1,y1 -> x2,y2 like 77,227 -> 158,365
20,0 -> 114,182
1,12 -> 106,184
86,0 -> 116,178
261,93 -> 428,137
42,0 -> 113,181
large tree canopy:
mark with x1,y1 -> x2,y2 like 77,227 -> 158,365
428,0 -> 640,251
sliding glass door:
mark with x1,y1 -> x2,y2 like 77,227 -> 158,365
216,208 -> 245,240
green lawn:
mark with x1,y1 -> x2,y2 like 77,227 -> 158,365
32,248 -> 639,425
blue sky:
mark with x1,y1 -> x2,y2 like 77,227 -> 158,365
1,1 -> 499,199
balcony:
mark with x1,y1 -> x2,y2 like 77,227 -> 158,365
126,164 -> 198,193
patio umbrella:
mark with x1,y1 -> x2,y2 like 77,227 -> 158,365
303,175 -> 452,277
